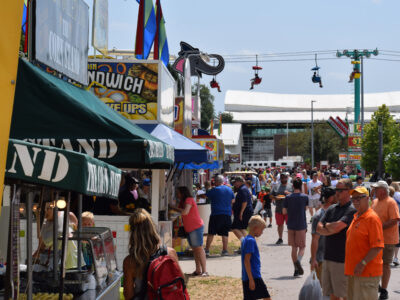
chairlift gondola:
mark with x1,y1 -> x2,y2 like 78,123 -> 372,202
311,54 -> 323,88
209,60 -> 222,92
250,55 -> 262,90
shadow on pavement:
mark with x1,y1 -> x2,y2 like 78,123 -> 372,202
270,276 -> 301,281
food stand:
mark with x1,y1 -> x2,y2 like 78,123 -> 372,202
1,139 -> 123,300
9,58 -> 176,268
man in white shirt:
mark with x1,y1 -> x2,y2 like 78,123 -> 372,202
330,172 -> 338,188
307,173 -> 322,217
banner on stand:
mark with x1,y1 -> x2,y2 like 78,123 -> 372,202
88,60 -> 159,121
35,0 -> 89,85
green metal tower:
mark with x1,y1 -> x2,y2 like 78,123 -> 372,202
336,49 -> 378,131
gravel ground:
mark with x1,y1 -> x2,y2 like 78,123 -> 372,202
179,211 -> 400,299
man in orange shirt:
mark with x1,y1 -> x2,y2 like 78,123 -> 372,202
345,186 -> 384,300
371,181 -> 400,300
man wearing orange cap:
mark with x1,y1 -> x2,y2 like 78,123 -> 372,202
345,186 -> 384,300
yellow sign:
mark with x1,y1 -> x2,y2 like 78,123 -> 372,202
88,60 -> 158,121
0,1 -> 24,213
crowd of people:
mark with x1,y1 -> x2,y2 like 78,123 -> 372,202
119,166 -> 400,300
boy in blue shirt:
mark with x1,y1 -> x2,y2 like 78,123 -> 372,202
241,215 -> 271,300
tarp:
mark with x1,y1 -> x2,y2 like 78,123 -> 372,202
137,123 -> 209,164
177,161 -> 222,170
6,139 -> 122,199
10,59 -> 174,168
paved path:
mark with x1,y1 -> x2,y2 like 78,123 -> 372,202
179,212 -> 400,299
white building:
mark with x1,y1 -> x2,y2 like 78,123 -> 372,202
215,123 -> 243,170
224,90 -> 400,162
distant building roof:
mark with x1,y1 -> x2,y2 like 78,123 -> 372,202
225,90 -> 400,123
215,123 -> 242,146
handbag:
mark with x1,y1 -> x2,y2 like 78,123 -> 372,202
177,226 -> 188,238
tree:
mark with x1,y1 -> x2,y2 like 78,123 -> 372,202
361,104 -> 400,173
281,123 -> 346,163
192,84 -> 215,130
220,112 -> 234,123
386,135 -> 400,180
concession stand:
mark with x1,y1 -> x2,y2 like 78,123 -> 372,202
1,139 -> 122,300
8,58 -> 174,268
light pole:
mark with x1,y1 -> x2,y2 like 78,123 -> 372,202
311,100 -> 316,168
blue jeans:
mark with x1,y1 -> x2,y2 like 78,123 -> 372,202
187,225 -> 204,248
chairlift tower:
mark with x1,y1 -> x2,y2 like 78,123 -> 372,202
336,49 -> 378,132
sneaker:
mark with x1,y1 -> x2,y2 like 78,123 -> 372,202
221,250 -> 229,256
379,288 -> 388,300
234,247 -> 241,254
293,269 -> 299,277
393,257 -> 399,266
275,238 -> 283,245
268,224 -> 272,228
294,260 -> 304,275
204,249 -> 210,257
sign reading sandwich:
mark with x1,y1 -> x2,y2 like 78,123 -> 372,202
34,0 -> 89,85
6,139 -> 121,199
88,59 -> 159,121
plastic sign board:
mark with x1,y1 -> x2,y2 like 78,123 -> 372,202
174,97 -> 184,134
348,135 -> 362,151
35,0 -> 89,85
348,153 -> 362,162
92,0 -> 109,55
88,60 -> 158,121
339,153 -> 348,161
227,153 -> 240,163
327,116 -> 346,138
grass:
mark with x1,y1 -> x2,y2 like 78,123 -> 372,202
207,232 -> 242,255
187,276 -> 243,300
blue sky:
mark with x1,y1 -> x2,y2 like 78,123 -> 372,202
87,0 -> 400,114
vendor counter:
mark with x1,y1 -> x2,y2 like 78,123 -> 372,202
197,203 -> 211,234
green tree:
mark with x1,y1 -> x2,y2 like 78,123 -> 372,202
386,136 -> 400,180
361,104 -> 400,173
282,123 -> 346,163
220,112 -> 234,123
193,84 -> 215,130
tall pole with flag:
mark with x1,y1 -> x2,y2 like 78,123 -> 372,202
135,0 -> 156,59
154,0 -> 169,66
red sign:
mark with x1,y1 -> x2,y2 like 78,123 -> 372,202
348,135 -> 362,150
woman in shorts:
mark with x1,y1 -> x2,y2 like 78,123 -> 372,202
175,186 -> 208,276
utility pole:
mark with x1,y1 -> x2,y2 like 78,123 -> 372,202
378,121 -> 383,179
336,49 -> 378,132
311,100 -> 316,169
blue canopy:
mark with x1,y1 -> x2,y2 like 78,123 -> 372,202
137,124 -> 210,164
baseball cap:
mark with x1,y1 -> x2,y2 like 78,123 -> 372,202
371,180 -> 389,189
125,175 -> 139,185
143,178 -> 151,186
350,186 -> 369,196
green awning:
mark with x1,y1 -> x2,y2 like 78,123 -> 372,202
6,139 -> 122,199
9,59 -> 174,168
